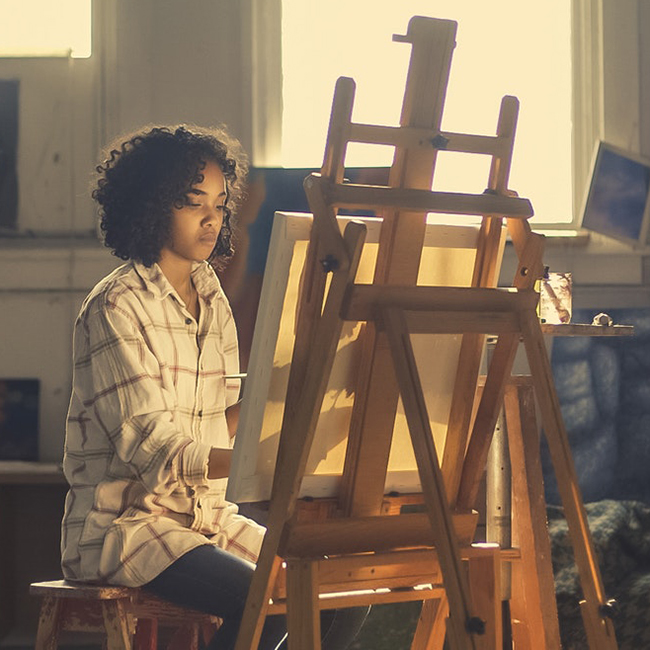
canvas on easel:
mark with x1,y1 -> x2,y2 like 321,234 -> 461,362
227,212 -> 504,503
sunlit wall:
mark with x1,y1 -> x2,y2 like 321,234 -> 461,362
282,1 -> 573,224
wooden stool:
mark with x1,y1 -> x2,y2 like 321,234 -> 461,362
30,580 -> 221,650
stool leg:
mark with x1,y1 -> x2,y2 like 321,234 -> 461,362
201,619 -> 221,646
35,596 -> 63,650
133,618 -> 157,650
102,600 -> 132,650
167,623 -> 200,650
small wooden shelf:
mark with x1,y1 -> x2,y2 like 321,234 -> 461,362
0,461 -> 66,485
540,323 -> 634,337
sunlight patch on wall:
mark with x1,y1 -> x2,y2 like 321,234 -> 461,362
0,0 -> 91,58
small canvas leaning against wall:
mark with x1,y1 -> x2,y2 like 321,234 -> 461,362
0,378 -> 39,460
227,211 -> 504,504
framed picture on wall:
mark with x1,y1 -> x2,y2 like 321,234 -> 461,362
580,141 -> 650,248
0,378 -> 39,461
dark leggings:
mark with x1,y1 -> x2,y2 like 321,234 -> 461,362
144,545 -> 369,650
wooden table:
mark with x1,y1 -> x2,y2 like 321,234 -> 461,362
0,461 -> 68,644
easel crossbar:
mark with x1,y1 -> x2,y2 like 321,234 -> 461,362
269,547 -> 523,607
267,585 -> 448,614
342,285 -> 538,322
348,123 -> 512,157
319,179 -> 533,217
400,310 -> 523,335
280,511 -> 477,557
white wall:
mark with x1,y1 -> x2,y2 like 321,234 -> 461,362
1,0 -> 650,462
105,0 -> 251,152
0,247 -> 118,461
0,0 -> 253,462
0,57 -> 96,233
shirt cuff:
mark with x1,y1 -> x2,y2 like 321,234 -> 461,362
177,439 -> 213,486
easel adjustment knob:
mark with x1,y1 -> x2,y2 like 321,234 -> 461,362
320,255 -> 340,273
466,616 -> 486,635
599,598 -> 618,620
430,134 -> 450,150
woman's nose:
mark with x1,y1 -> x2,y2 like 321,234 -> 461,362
203,208 -> 221,226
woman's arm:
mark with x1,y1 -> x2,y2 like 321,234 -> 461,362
207,447 -> 232,479
80,301 -> 212,494
225,400 -> 242,440
206,400 -> 241,479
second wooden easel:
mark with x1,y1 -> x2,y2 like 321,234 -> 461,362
234,16 -> 619,650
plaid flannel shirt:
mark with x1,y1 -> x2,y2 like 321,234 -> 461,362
61,261 -> 264,586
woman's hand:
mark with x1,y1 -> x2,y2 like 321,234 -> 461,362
207,447 -> 233,479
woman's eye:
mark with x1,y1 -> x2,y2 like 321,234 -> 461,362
184,202 -> 228,213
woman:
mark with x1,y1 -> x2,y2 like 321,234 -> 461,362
61,124 -> 367,649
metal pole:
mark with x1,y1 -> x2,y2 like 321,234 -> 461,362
486,337 -> 513,648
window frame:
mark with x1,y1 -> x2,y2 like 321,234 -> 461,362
247,0 -> 643,231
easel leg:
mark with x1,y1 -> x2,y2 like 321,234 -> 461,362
456,331 -> 520,511
383,307 -> 480,650
235,223 -> 367,650
520,311 -> 618,649
468,544 -> 502,650
410,598 -> 448,650
286,559 -> 321,650
504,380 -> 561,650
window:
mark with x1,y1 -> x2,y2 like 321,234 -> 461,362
0,80 -> 18,228
0,0 -> 92,58
279,1 -> 573,225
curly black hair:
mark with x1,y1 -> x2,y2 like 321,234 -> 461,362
93,124 -> 248,268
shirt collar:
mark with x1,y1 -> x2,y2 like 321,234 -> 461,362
190,261 -> 222,302
132,261 -> 222,304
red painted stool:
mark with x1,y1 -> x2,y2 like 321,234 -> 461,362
30,580 -> 221,649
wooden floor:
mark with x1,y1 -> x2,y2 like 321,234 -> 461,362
0,604 -> 418,650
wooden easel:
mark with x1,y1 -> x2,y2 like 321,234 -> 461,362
234,17 -> 619,650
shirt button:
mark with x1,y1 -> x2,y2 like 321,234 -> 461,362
198,410 -> 203,418
188,488 -> 195,496
197,502 -> 202,509
185,317 -> 192,325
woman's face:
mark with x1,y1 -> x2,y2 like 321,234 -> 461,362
161,161 -> 227,266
